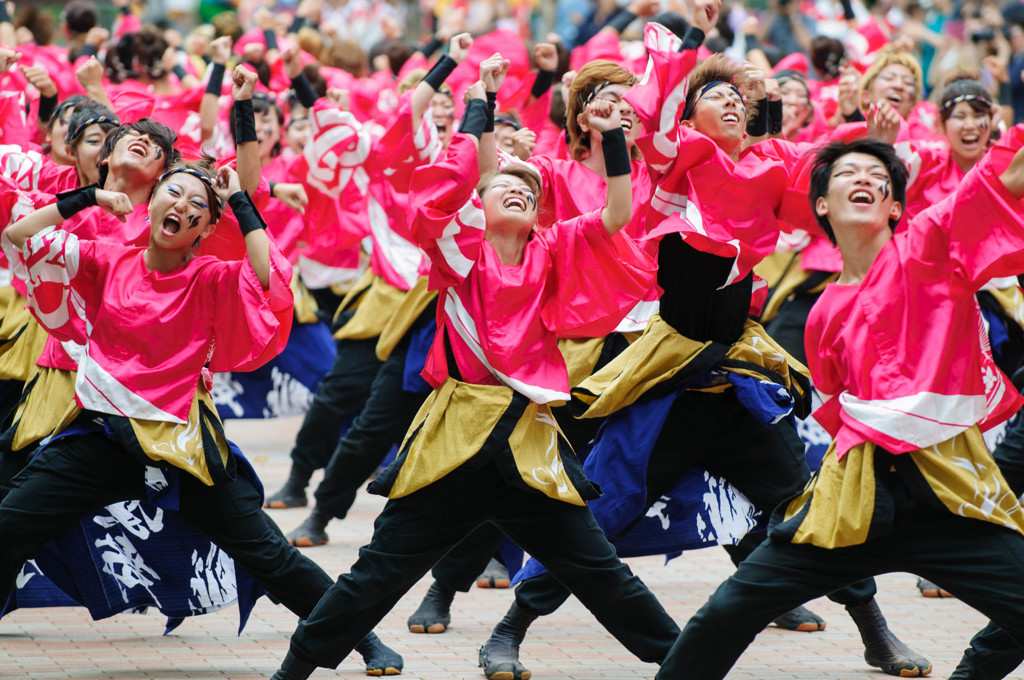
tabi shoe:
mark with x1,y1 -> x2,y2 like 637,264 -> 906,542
479,602 -> 538,680
847,599 -> 932,676
270,651 -> 317,680
408,581 -> 456,633
917,577 -> 954,598
265,467 -> 311,508
355,631 -> 404,676
946,660 -> 980,680
476,558 -> 511,588
286,506 -> 330,547
772,604 -> 827,632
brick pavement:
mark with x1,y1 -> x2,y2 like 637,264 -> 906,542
0,415 -> 1005,679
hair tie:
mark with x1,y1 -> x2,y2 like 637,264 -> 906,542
583,81 -> 615,107
941,93 -> 992,111
66,116 -> 120,145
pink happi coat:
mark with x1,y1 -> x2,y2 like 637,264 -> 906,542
525,155 -> 660,330
623,23 -> 788,315
896,142 -> 965,223
412,134 -> 657,404
0,145 -> 79,195
3,223 -> 293,424
806,127 -> 1024,460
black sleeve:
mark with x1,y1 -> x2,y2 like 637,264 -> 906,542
234,99 -> 258,143
679,27 -> 706,51
229,191 -> 268,236
459,98 -> 488,140
843,108 -> 866,123
423,55 -> 457,92
605,8 -> 637,34
530,70 -> 556,99
290,73 -> 320,108
419,36 -> 444,59
55,185 -> 99,220
205,62 -> 226,96
37,94 -> 58,124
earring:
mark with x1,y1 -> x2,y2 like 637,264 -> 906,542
192,236 -> 202,248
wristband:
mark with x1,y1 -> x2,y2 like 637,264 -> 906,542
120,5 -> 131,16
172,64 -> 188,80
484,92 -> 496,133
746,97 -> 768,136
419,36 -> 443,59
205,62 -> 225,96
531,70 -> 555,99
269,181 -> 277,198
605,8 -> 637,34
745,34 -> 760,53
289,16 -> 306,33
840,0 -> 856,20
290,72 -> 320,108
679,27 -> 705,52
423,55 -> 457,92
37,94 -> 58,125
601,127 -> 631,177
0,2 -> 10,22
234,98 -> 258,144
767,98 -> 783,135
82,44 -> 98,58
263,29 -> 279,51
458,98 -> 488,140
55,185 -> 99,219
229,191 -> 268,236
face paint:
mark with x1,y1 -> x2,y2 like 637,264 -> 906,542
525,192 -> 537,209
978,117 -> 990,132
879,179 -> 890,201
153,144 -> 164,160
187,214 -> 200,230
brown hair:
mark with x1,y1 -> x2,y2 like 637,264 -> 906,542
153,158 -> 223,224
322,38 -> 367,78
566,60 -> 639,162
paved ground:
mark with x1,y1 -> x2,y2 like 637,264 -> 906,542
0,415 -> 1003,680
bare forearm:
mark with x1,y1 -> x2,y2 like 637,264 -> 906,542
7,204 -> 64,249
244,228 -> 271,289
601,173 -> 632,234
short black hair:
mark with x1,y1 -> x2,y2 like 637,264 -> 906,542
809,138 -> 907,244
97,118 -> 180,188
65,101 -> 119,148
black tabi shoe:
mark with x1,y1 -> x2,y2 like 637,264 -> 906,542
479,603 -> 538,680
286,506 -> 330,547
947,659 -> 980,680
476,558 -> 511,588
270,651 -> 317,680
772,604 -> 827,632
408,581 -> 456,633
847,599 -> 932,677
354,631 -> 404,676
265,467 -> 311,509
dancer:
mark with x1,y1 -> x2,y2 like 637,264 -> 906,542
656,134 -> 1024,680
269,76 -> 680,680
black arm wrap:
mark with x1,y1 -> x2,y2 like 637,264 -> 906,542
484,92 -> 497,133
601,128 -> 631,177
679,27 -> 706,51
746,97 -> 768,136
288,16 -> 306,34
605,9 -> 637,33
81,44 -> 97,58
423,55 -> 457,91
844,108 -> 866,123
230,191 -> 268,236
172,64 -> 188,80
767,98 -> 783,135
419,36 -> 443,59
0,2 -> 10,22
745,34 -> 760,52
290,73 -> 320,108
263,29 -> 279,51
234,98 -> 258,144
55,185 -> 99,220
530,70 -> 556,99
459,98 -> 489,140
268,181 -> 277,198
840,0 -> 856,20
205,62 -> 226,96
37,94 -> 58,124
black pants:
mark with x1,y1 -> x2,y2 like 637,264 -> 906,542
657,513 -> 1024,679
952,412 -> 1024,679
0,431 -> 334,617
314,344 -> 428,519
289,337 -> 382,476
287,459 -> 680,668
514,390 -> 875,616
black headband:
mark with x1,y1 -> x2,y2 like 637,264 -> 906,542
583,81 -> 615,107
682,81 -> 742,121
67,116 -> 120,145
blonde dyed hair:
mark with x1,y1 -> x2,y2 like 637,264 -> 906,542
566,60 -> 640,162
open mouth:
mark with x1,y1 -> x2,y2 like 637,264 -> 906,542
849,190 -> 874,205
128,140 -> 149,157
722,112 -> 740,124
961,134 -> 980,145
503,195 -> 528,212
621,117 -> 633,131
435,122 -> 448,137
886,93 -> 903,105
161,213 -> 182,236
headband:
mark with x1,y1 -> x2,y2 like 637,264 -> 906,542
583,81 -> 615,107
495,116 -> 522,131
681,81 -> 742,121
158,167 -> 224,218
66,116 -> 120,145
941,93 -> 992,111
